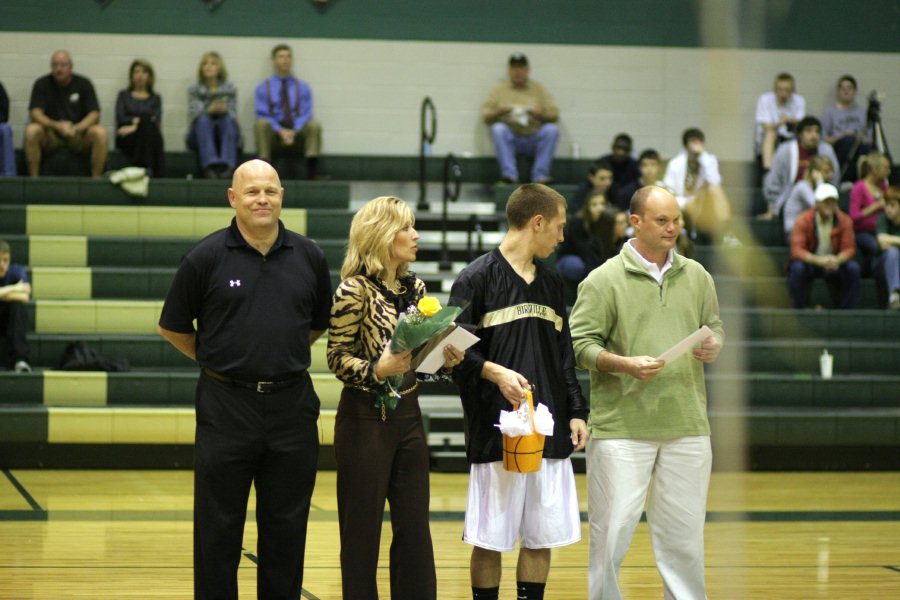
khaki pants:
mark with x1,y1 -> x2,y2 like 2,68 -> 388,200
587,436 -> 712,600
44,128 -> 88,153
253,118 -> 321,160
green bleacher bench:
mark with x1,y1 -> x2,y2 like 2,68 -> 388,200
0,176 -> 350,208
25,334 -> 329,372
0,370 -> 342,409
0,205 -> 307,237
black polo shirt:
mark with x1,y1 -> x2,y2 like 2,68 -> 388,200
159,218 -> 332,380
28,74 -> 100,123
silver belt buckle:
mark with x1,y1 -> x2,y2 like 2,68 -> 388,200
257,380 -> 273,393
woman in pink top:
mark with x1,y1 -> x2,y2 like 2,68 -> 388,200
850,151 -> 892,268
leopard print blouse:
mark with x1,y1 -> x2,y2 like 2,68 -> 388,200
327,274 -> 426,391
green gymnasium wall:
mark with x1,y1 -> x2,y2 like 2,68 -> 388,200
1,0 -> 898,53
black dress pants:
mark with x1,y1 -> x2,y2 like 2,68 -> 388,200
0,300 -> 29,368
334,384 -> 436,599
193,371 -> 319,600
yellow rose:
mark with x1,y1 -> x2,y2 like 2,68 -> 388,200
417,296 -> 442,317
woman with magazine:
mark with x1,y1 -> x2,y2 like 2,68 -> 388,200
186,51 -> 241,179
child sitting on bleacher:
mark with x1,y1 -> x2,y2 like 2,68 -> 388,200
0,240 -> 32,372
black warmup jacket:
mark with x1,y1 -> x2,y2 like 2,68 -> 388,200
450,248 -> 589,464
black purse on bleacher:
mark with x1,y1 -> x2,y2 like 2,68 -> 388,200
57,341 -> 131,372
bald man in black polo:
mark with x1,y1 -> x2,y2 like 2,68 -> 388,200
159,159 -> 332,600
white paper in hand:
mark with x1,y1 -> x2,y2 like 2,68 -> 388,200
511,105 -> 529,127
657,325 -> 715,364
414,325 -> 480,374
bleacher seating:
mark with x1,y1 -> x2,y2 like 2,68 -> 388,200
1,157 -> 898,471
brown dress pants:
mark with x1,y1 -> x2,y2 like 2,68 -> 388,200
334,378 -> 437,599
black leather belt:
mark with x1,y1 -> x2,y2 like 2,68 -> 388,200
202,367 -> 306,394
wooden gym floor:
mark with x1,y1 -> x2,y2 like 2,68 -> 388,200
1,470 -> 898,599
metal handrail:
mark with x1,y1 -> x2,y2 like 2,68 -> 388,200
467,215 -> 484,262
439,153 -> 462,271
417,97 -> 437,210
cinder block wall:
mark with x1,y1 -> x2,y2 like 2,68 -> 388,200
2,35 -> 897,162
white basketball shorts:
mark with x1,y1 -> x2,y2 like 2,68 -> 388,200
463,458 -> 581,552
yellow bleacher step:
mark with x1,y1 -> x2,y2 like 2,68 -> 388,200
47,407 -> 337,445
39,370 -> 341,409
28,235 -> 88,267
26,205 -> 307,237
36,299 -> 164,334
31,267 -> 92,299
43,371 -> 107,406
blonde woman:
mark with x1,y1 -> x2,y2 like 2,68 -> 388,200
850,151 -> 892,267
327,196 -> 461,599
187,51 -> 240,178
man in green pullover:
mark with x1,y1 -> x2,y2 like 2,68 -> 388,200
569,185 -> 724,600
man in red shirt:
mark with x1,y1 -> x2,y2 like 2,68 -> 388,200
787,183 -> 860,308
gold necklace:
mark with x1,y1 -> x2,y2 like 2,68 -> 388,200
382,277 -> 406,295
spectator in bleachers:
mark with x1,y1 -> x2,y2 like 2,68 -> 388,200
822,75 -> 872,182
0,82 -> 15,176
756,72 -> 805,176
764,116 -> 839,220
788,183 -> 860,309
0,240 -> 32,373
598,206 -> 629,260
571,159 -> 613,214
254,44 -> 325,179
24,50 -> 108,178
557,195 -> 618,285
115,59 -> 165,177
663,128 -> 733,243
158,160 -> 332,599
596,133 -> 641,210
187,51 -> 241,179
850,151 -> 892,274
482,53 -> 559,184
327,195 -> 450,599
875,188 -> 900,310
782,155 -> 835,244
618,149 -> 664,207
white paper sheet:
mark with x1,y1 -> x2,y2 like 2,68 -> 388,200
656,325 -> 715,364
414,325 -> 480,374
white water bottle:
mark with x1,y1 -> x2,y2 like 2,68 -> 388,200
819,349 -> 833,380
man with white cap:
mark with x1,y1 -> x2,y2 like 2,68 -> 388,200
787,182 -> 860,308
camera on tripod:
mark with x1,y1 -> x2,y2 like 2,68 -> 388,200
867,90 -> 883,125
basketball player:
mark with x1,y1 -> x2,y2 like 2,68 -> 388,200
449,183 -> 589,600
